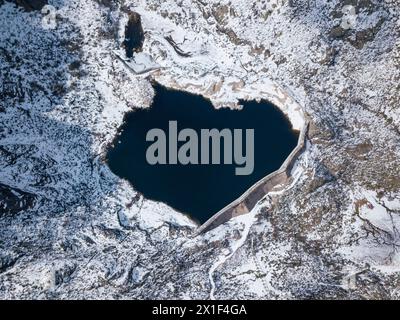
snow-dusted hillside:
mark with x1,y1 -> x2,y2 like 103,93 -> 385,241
0,0 -> 399,299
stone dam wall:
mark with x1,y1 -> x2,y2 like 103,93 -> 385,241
195,121 -> 309,235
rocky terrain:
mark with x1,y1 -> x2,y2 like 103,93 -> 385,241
0,0 -> 399,299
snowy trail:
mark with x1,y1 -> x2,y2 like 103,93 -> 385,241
208,208 -> 258,300
208,160 -> 306,299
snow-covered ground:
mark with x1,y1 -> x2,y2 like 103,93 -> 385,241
0,0 -> 399,299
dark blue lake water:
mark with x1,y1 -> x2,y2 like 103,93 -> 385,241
106,84 -> 298,224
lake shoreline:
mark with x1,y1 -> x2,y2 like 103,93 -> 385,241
105,82 -> 300,224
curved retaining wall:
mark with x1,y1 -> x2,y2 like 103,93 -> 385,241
195,121 -> 309,235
